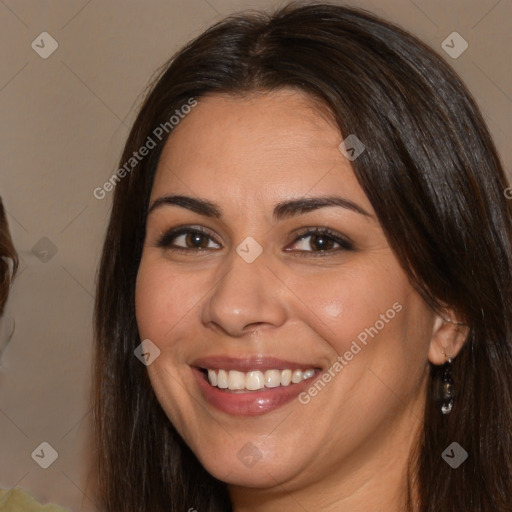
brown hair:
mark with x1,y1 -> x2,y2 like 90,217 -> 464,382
0,198 -> 18,316
92,3 -> 512,511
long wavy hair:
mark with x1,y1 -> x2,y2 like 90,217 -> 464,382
92,3 -> 512,511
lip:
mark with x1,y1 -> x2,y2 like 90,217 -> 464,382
191,358 -> 322,416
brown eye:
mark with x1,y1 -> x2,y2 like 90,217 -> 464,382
156,227 -> 221,251
287,228 -> 354,254
183,231 -> 210,248
309,234 -> 337,251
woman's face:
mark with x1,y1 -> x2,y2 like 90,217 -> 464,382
135,90 -> 440,493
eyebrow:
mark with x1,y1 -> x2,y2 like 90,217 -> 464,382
148,194 -> 372,220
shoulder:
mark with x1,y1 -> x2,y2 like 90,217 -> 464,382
0,488 -> 70,511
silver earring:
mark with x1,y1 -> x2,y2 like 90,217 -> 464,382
440,355 -> 455,415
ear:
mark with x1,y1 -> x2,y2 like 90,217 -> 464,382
427,310 -> 469,365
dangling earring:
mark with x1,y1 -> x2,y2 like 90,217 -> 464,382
440,353 -> 455,415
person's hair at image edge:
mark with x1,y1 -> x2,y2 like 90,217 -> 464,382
92,2 -> 512,511
0,198 -> 18,317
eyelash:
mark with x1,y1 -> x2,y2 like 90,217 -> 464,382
155,225 -> 354,256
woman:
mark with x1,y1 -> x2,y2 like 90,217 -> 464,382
0,198 -> 17,319
0,200 -> 69,510
92,3 -> 512,511
0,197 -> 17,364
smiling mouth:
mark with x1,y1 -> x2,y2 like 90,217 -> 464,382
200,367 -> 320,392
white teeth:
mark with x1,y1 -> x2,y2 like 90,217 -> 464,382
281,369 -> 292,386
291,369 -> 303,384
228,370 -> 245,390
217,369 -> 228,389
205,368 -> 317,391
246,371 -> 265,390
264,369 -> 281,388
208,369 -> 217,387
303,369 -> 315,379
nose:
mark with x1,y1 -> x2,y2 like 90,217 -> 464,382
200,248 -> 287,337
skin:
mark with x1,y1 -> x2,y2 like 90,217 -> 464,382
135,89 -> 467,512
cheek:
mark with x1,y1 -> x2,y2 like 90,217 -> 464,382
283,262 -> 409,356
135,258 -> 191,344
135,258 -> 199,423
298,269 -> 431,423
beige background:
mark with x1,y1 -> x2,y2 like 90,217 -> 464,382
0,0 -> 510,511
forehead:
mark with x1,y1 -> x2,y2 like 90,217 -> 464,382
151,90 -> 373,214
